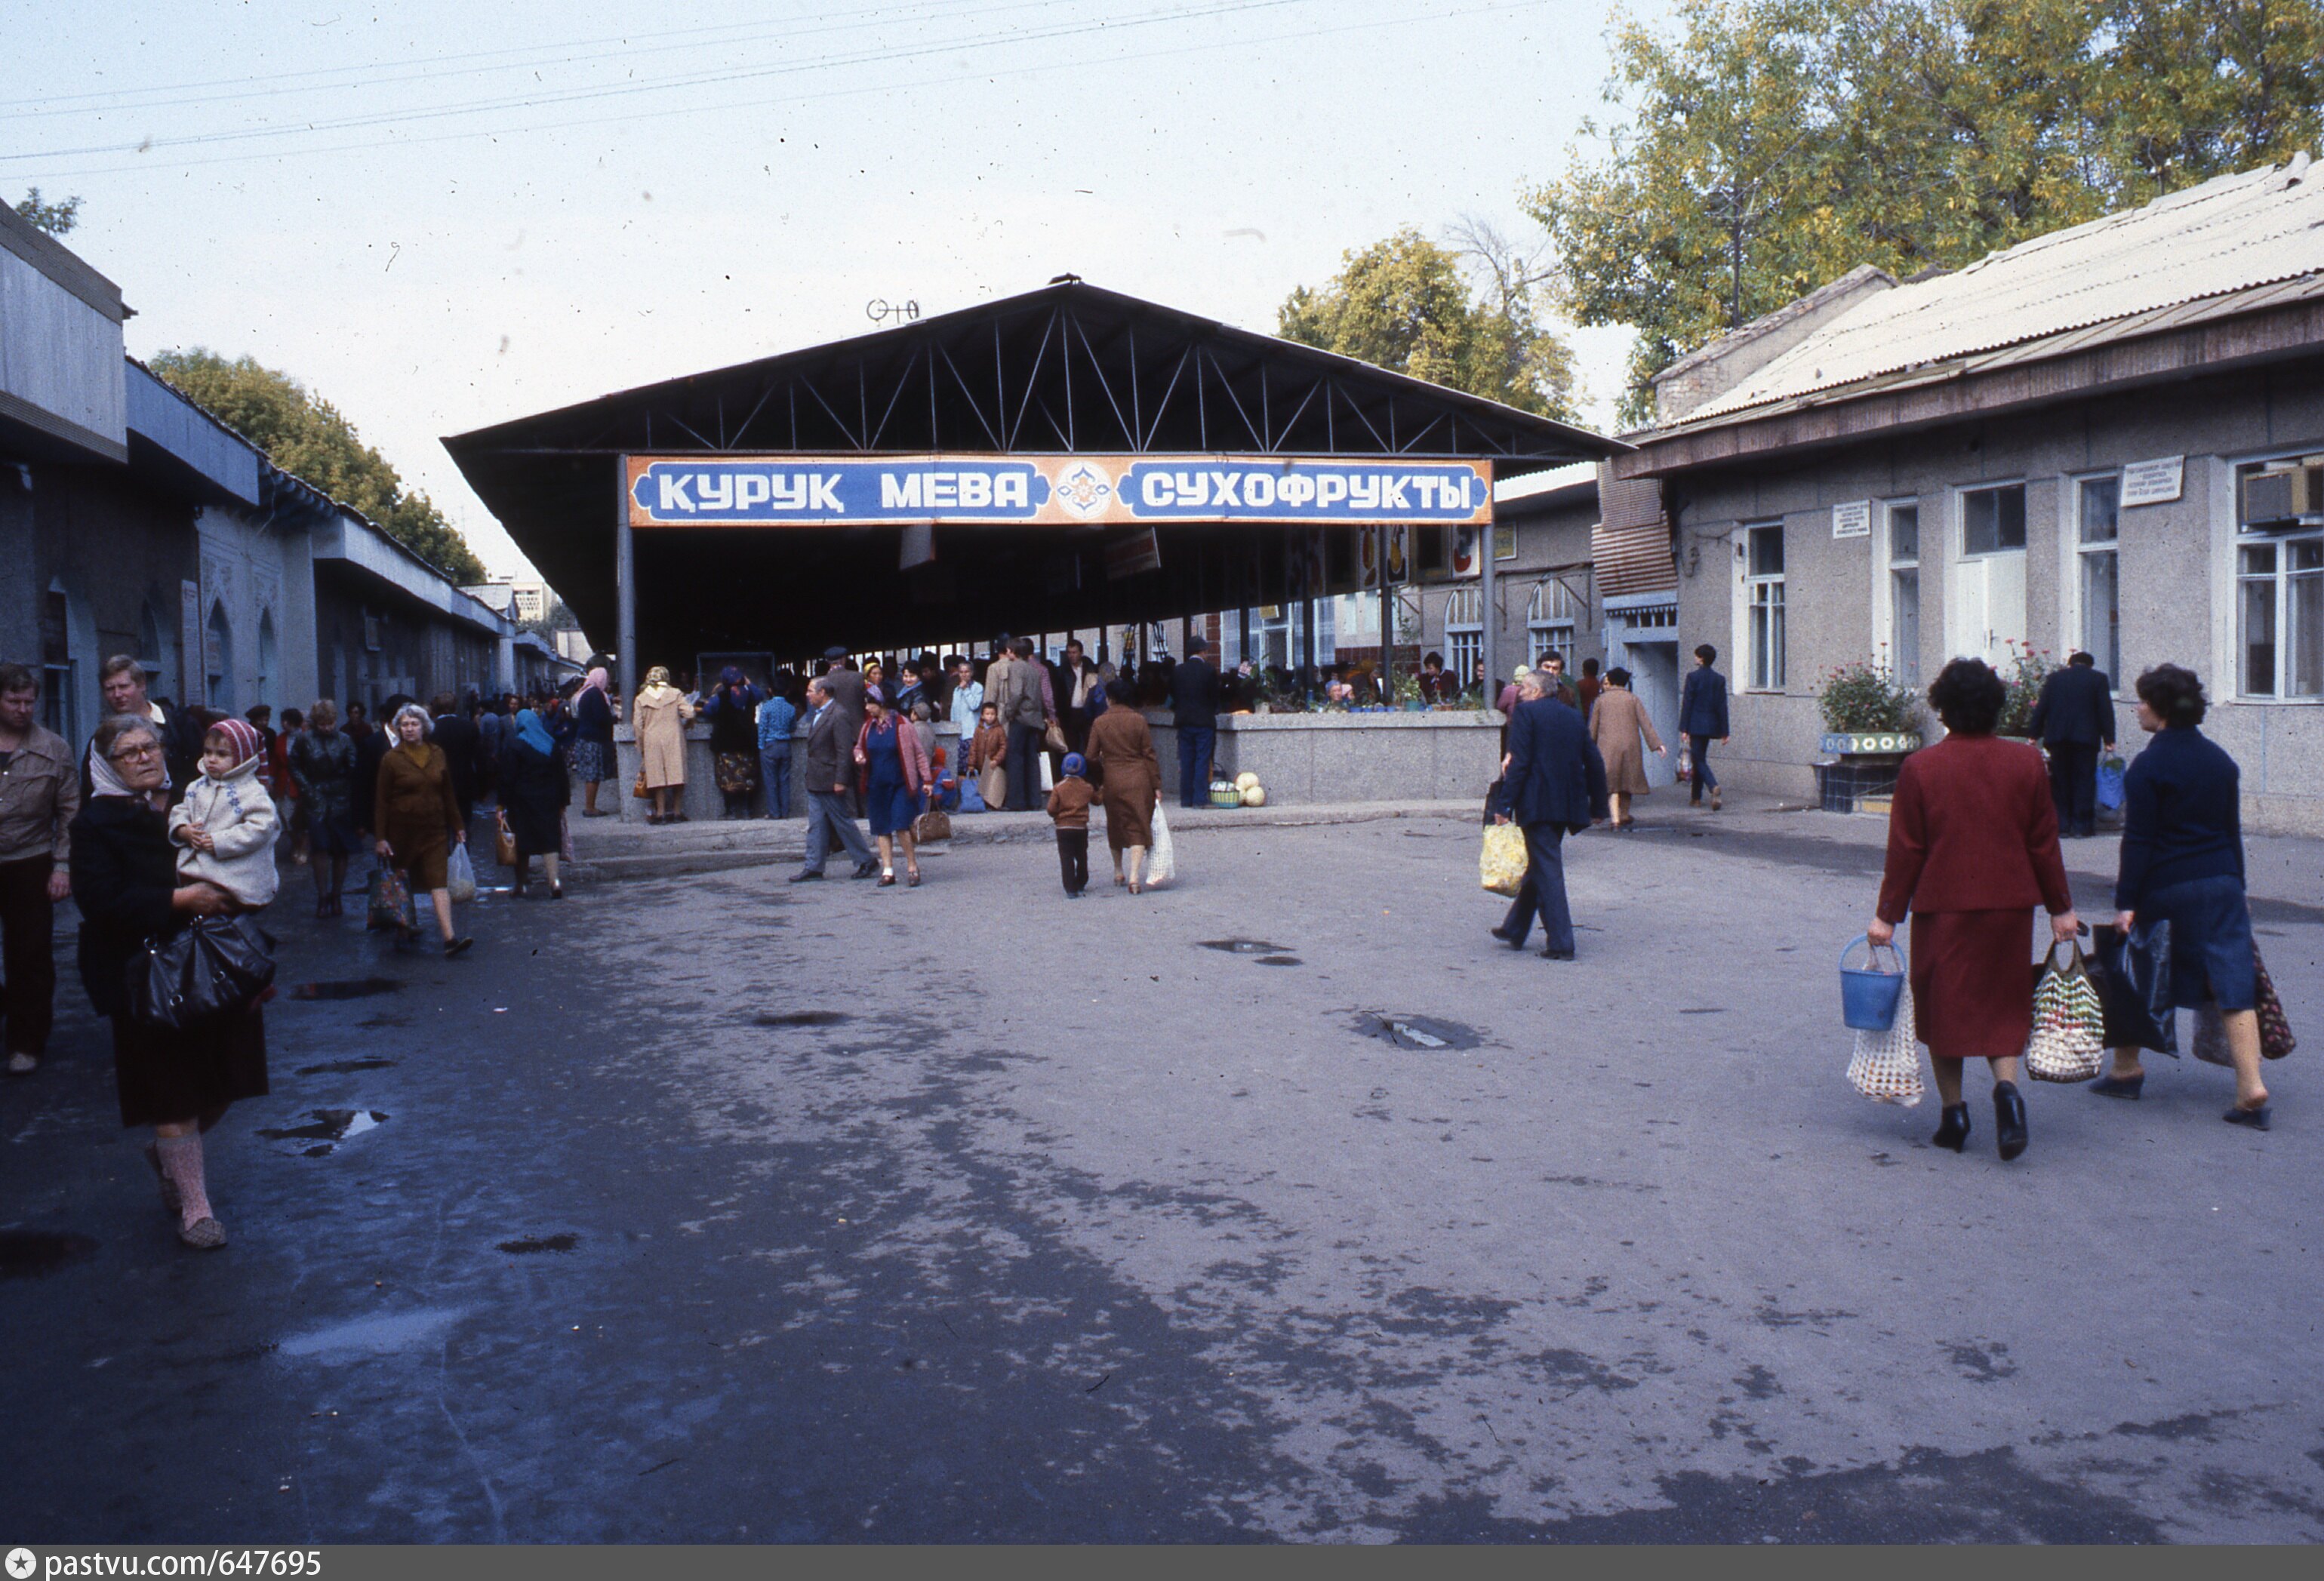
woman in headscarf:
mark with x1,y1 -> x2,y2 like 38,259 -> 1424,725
573,666 -> 619,817
853,691 -> 931,886
71,714 -> 262,1250
288,698 -> 360,918
501,707 -> 570,900
1085,678 -> 1161,894
634,666 -> 692,825
374,703 -> 472,957
699,665 -> 765,820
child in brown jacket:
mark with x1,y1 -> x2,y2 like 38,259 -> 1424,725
1045,752 -> 1094,897
965,701 -> 1009,812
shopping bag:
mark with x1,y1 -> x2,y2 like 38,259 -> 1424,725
2190,1001 -> 2233,1067
1044,721 -> 1069,755
125,915 -> 275,1030
1145,802 -> 1175,887
913,808 -> 953,844
494,810 -> 518,868
367,866 -> 414,934
2095,752 -> 2126,814
1846,981 -> 1923,1106
958,775 -> 987,813
632,770 -> 650,800
2092,921 -> 2175,1054
1479,823 -> 1528,897
2255,943 -> 2295,1060
445,844 -> 477,903
979,763 -> 1007,810
2027,940 -> 2106,1082
1038,753 -> 1056,794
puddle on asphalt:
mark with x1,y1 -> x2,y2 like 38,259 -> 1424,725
754,1010 -> 850,1029
1355,1013 -> 1483,1052
288,978 -> 402,1001
0,1230 -> 98,1279
1199,939 -> 1291,955
295,1057 -> 399,1076
276,1306 -> 463,1359
499,1233 -> 579,1255
256,1109 -> 389,1156
1256,955 -> 1304,967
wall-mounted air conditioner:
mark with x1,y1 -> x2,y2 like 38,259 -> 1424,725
2240,457 -> 2324,528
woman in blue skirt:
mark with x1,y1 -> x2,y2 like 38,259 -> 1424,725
853,692 -> 931,887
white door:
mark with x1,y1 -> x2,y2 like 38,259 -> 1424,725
1982,551 -> 2027,664
1950,557 -> 1987,661
1627,641 -> 1681,788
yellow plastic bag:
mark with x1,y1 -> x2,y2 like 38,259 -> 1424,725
1479,823 -> 1527,897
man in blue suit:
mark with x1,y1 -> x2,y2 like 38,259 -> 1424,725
2028,650 -> 2117,838
1491,673 -> 1611,961
1677,643 -> 1730,812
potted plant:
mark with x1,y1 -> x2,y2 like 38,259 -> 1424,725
1815,657 -> 1922,812
1997,641 -> 2054,737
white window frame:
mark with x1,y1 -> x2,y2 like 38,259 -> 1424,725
2230,451 -> 2324,700
1444,585 -> 1483,687
1744,521 -> 1785,691
1959,480 -> 2030,558
2068,472 -> 2122,687
1526,578 -> 1581,666
1873,499 -> 1921,687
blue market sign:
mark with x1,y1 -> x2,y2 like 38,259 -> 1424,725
624,454 -> 1493,528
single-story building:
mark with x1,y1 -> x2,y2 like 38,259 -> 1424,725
1613,153 -> 2324,832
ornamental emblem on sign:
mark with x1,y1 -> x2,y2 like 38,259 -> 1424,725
1054,463 -> 1114,517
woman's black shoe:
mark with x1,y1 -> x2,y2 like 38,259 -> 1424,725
1932,1104 -> 1971,1152
1993,1081 -> 2029,1161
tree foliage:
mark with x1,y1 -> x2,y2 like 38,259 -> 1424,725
1276,226 -> 1581,420
1527,0 -> 2324,423
149,349 -> 487,583
14,188 -> 82,236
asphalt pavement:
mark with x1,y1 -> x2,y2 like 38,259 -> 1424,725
2,800 -> 2318,1543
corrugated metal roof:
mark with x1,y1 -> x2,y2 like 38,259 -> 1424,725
1691,153 -> 2324,422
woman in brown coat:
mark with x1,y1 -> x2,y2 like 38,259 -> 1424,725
374,703 -> 472,956
1868,658 -> 2078,1161
1084,678 -> 1160,893
1587,668 -> 1666,828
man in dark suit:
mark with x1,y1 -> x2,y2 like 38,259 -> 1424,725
1169,637 -> 1222,808
429,691 -> 482,829
1678,643 -> 1731,812
2028,650 -> 2117,838
790,678 -> 877,882
1491,674 -> 1611,960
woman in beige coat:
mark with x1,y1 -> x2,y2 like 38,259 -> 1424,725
633,666 -> 693,825
1587,667 -> 1665,829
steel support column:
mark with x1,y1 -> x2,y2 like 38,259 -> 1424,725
615,458 -> 638,708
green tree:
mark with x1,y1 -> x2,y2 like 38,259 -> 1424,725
13,188 -> 82,236
149,349 -> 486,583
1277,226 -> 1581,420
1526,0 -> 2324,423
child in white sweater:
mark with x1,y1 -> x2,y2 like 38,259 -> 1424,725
169,717 -> 280,910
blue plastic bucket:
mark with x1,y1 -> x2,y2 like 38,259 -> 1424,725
1839,935 -> 1907,1031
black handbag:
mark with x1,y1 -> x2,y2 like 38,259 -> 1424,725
125,915 -> 276,1031
2092,921 -> 2176,1055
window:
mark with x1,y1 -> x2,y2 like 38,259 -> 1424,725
1444,586 -> 1482,688
206,604 -> 234,712
136,600 -> 173,696
1962,484 -> 2027,555
1887,503 -> 1921,686
257,611 -> 278,711
2239,540 -> 2324,698
1527,578 -> 1581,666
1746,523 -> 1785,690
2076,475 -> 2120,681
39,587 -> 75,743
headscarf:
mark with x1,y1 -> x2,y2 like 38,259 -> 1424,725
580,666 -> 608,699
88,736 -> 146,801
514,708 -> 556,757
206,716 -> 264,772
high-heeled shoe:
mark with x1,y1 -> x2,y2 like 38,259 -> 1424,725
1932,1104 -> 1971,1152
1993,1081 -> 2029,1161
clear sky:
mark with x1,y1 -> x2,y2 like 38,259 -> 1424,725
6,0 -> 1667,586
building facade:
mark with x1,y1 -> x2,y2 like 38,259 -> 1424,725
1617,155 -> 2324,832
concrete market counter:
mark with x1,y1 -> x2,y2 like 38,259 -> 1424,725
584,708 -> 1503,822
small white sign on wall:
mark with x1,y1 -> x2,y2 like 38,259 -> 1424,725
2120,456 -> 2184,508
1831,500 -> 1871,539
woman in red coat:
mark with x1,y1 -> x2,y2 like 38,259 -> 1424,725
1868,657 -> 2079,1160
